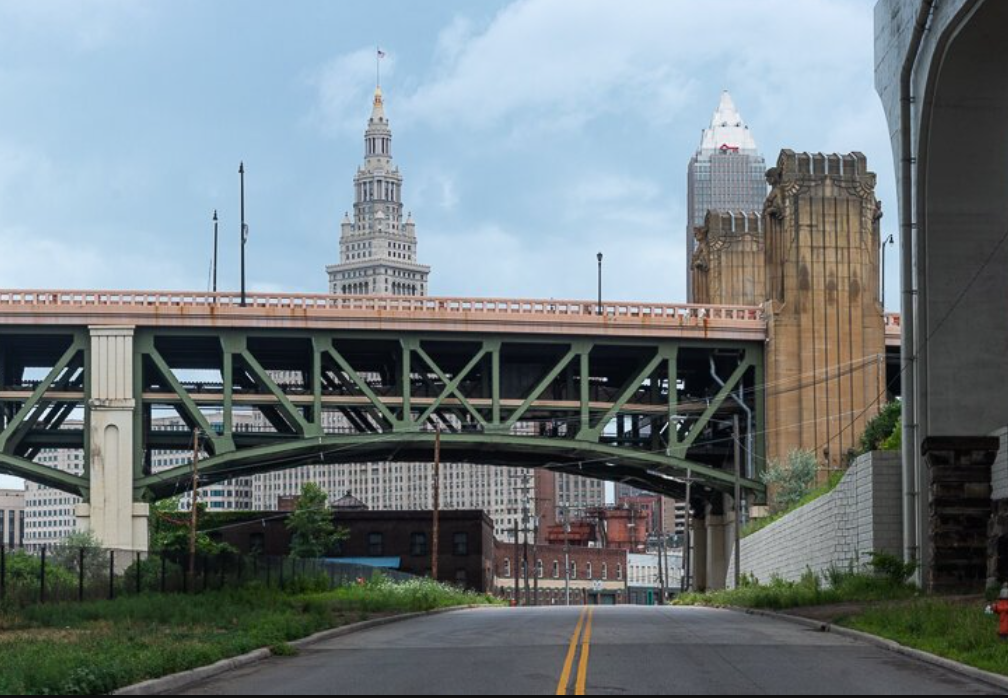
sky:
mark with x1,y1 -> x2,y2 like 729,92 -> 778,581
0,0 -> 895,489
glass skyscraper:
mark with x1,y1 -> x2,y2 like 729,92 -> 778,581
685,91 -> 766,301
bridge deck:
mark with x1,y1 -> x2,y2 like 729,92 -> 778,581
0,289 -> 901,344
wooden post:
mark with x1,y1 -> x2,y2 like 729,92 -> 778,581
432,425 -> 440,582
189,429 -> 200,592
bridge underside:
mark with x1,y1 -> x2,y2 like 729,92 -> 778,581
1,326 -> 764,512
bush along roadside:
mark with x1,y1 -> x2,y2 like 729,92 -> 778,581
674,553 -> 919,610
0,573 -> 502,695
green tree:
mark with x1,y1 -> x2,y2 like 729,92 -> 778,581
149,496 -> 235,556
286,483 -> 345,558
760,449 -> 818,514
858,401 -> 901,454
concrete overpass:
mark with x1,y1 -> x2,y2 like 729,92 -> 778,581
876,0 -> 1008,588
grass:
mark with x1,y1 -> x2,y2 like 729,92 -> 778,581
742,470 -> 844,537
839,598 -> 1008,677
0,575 -> 501,695
674,566 -> 918,610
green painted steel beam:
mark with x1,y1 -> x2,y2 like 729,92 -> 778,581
503,347 -> 577,429
135,431 -> 763,501
579,351 -> 664,442
413,344 -> 488,427
239,348 -> 316,437
0,338 -> 83,452
145,347 -> 231,452
0,453 -> 88,497
676,352 -> 753,453
323,345 -> 399,429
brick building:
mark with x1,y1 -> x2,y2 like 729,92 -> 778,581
218,508 -> 495,592
492,539 -> 627,605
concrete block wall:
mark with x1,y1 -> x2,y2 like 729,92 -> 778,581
727,451 -> 902,586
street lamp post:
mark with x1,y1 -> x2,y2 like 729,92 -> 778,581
212,210 -> 218,294
239,161 -> 247,308
596,251 -> 603,316
881,233 -> 894,309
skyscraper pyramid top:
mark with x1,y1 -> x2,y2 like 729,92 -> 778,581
698,90 -> 759,155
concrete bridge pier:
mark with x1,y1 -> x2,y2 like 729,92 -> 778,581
75,326 -> 149,552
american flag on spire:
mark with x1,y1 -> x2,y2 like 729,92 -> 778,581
377,48 -> 386,58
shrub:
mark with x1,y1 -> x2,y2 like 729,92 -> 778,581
760,449 -> 818,514
859,401 -> 901,454
868,551 -> 917,585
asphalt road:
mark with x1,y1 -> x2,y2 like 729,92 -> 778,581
182,605 -> 1003,695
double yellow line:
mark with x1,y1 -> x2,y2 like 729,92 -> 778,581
556,606 -> 594,695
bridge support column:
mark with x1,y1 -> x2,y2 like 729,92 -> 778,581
691,517 -> 708,591
75,326 -> 148,552
704,500 -> 729,592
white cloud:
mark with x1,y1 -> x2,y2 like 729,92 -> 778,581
401,0 -> 868,136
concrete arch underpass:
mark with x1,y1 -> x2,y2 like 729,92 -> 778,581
876,0 -> 1008,588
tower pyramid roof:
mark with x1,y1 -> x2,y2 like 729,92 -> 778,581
698,90 -> 758,154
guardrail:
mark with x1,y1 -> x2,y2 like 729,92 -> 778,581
0,289 -> 763,323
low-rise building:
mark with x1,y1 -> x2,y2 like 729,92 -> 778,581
0,488 -> 25,547
216,505 -> 495,593
492,539 -> 627,605
627,550 -> 684,605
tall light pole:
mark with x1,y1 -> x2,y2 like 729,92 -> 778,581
881,233 -> 894,309
212,210 -> 219,294
596,251 -> 603,316
239,161 -> 247,308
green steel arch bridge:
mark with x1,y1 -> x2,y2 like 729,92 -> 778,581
0,289 -> 898,550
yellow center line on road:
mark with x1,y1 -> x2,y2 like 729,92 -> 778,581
574,607 -> 594,696
555,606 -> 588,695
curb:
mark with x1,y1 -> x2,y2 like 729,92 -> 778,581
735,607 -> 1008,693
114,605 -> 481,695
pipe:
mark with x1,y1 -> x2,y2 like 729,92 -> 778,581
709,356 -> 754,480
899,0 -> 935,582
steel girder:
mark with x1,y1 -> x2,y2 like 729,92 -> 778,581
0,327 -> 765,502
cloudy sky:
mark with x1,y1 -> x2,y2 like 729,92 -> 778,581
0,0 -> 894,490
0,0 -> 896,304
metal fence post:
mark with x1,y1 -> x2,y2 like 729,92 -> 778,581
78,547 -> 85,602
1,544 -> 6,602
265,557 -> 271,588
39,545 -> 46,604
160,553 -> 166,593
135,552 -> 142,594
109,550 -> 115,600
219,555 -> 225,590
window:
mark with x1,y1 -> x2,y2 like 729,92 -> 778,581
455,568 -> 467,587
368,532 -> 383,556
453,532 -> 469,556
410,532 -> 428,556
586,562 -> 592,579
602,563 -> 608,580
570,562 -> 577,580
535,559 -> 543,579
503,558 -> 511,577
617,563 -> 623,581
552,560 -> 559,579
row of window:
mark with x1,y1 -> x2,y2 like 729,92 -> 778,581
369,531 -> 469,557
500,558 -> 622,581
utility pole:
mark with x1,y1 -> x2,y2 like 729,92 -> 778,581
532,517 -> 539,606
563,505 -> 571,605
683,469 -> 692,593
188,429 -> 200,592
513,519 -> 520,605
521,471 -> 531,606
733,414 -> 742,590
212,210 -> 219,294
432,425 -> 440,582
657,532 -> 666,605
239,161 -> 247,307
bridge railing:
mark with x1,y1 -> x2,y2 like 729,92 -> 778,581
0,289 -> 764,323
